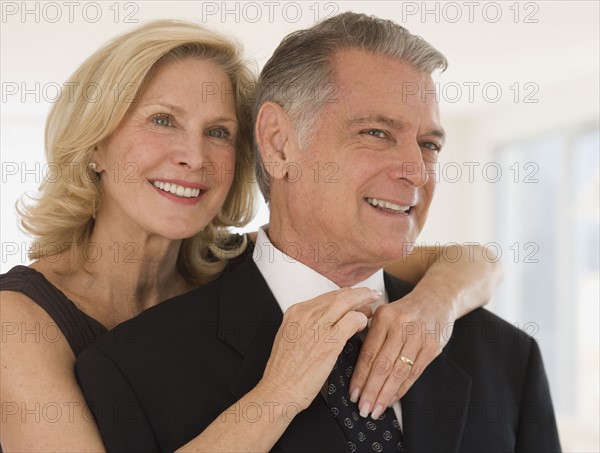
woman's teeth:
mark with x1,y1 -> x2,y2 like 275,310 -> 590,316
153,181 -> 201,198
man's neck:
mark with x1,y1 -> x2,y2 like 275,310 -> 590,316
253,228 -> 386,315
264,223 -> 383,287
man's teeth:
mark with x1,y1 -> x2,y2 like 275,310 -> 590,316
366,197 -> 410,213
152,181 -> 201,198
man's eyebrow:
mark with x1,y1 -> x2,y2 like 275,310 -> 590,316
349,115 -> 405,129
423,128 -> 446,142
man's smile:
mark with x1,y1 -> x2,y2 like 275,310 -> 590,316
365,197 -> 414,214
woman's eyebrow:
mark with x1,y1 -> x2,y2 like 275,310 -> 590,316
140,101 -> 186,116
138,102 -> 237,124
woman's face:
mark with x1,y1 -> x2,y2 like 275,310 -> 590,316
94,57 -> 238,240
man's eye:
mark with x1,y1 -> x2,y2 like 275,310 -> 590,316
421,142 -> 441,152
151,114 -> 174,127
208,128 -> 231,139
362,129 -> 389,139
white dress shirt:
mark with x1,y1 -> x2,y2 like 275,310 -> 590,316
253,227 -> 403,428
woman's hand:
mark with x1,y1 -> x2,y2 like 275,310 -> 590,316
179,288 -> 380,452
349,243 -> 504,419
258,287 -> 379,411
349,287 -> 453,419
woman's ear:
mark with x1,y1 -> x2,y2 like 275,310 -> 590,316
91,141 -> 105,173
254,102 -> 298,180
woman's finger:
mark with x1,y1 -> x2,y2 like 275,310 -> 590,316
370,336 -> 422,418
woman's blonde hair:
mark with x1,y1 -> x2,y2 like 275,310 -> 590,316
18,19 -> 257,284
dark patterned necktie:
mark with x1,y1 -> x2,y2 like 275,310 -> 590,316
327,335 -> 404,452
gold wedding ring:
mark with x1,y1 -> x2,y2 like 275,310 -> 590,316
399,355 -> 414,367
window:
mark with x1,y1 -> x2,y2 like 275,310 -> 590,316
495,126 -> 599,444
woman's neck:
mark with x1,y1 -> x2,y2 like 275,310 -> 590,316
34,220 -> 195,329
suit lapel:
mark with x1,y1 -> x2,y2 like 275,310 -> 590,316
401,357 -> 471,452
218,257 -> 282,398
276,394 -> 349,453
218,256 -> 349,452
384,273 -> 472,452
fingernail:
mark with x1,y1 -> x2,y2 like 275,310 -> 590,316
371,404 -> 384,420
371,289 -> 382,298
359,401 -> 371,418
350,388 -> 360,403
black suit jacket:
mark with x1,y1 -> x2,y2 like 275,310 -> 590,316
76,255 -> 560,452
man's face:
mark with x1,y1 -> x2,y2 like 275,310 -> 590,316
281,49 -> 444,270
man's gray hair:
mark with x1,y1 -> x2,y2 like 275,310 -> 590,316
254,12 -> 448,202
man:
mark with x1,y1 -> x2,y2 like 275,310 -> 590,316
76,12 -> 560,452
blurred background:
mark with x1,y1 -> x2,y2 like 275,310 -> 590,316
1,1 -> 598,450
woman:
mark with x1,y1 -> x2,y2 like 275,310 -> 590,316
0,20 -> 502,451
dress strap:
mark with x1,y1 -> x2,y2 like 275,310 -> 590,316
1,266 -> 107,357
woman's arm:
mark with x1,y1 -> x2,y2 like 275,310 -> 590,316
350,243 -> 504,419
176,383 -> 293,452
384,243 -> 504,317
0,292 -> 106,452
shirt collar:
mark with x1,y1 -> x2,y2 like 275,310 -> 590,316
253,227 -> 387,314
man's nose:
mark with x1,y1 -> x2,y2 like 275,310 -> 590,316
387,142 -> 429,187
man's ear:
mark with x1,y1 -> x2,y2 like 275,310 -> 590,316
255,102 -> 298,180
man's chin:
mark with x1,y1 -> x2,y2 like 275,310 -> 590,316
368,241 -> 414,265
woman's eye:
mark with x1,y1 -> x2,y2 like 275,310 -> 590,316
151,114 -> 174,127
208,128 -> 231,139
